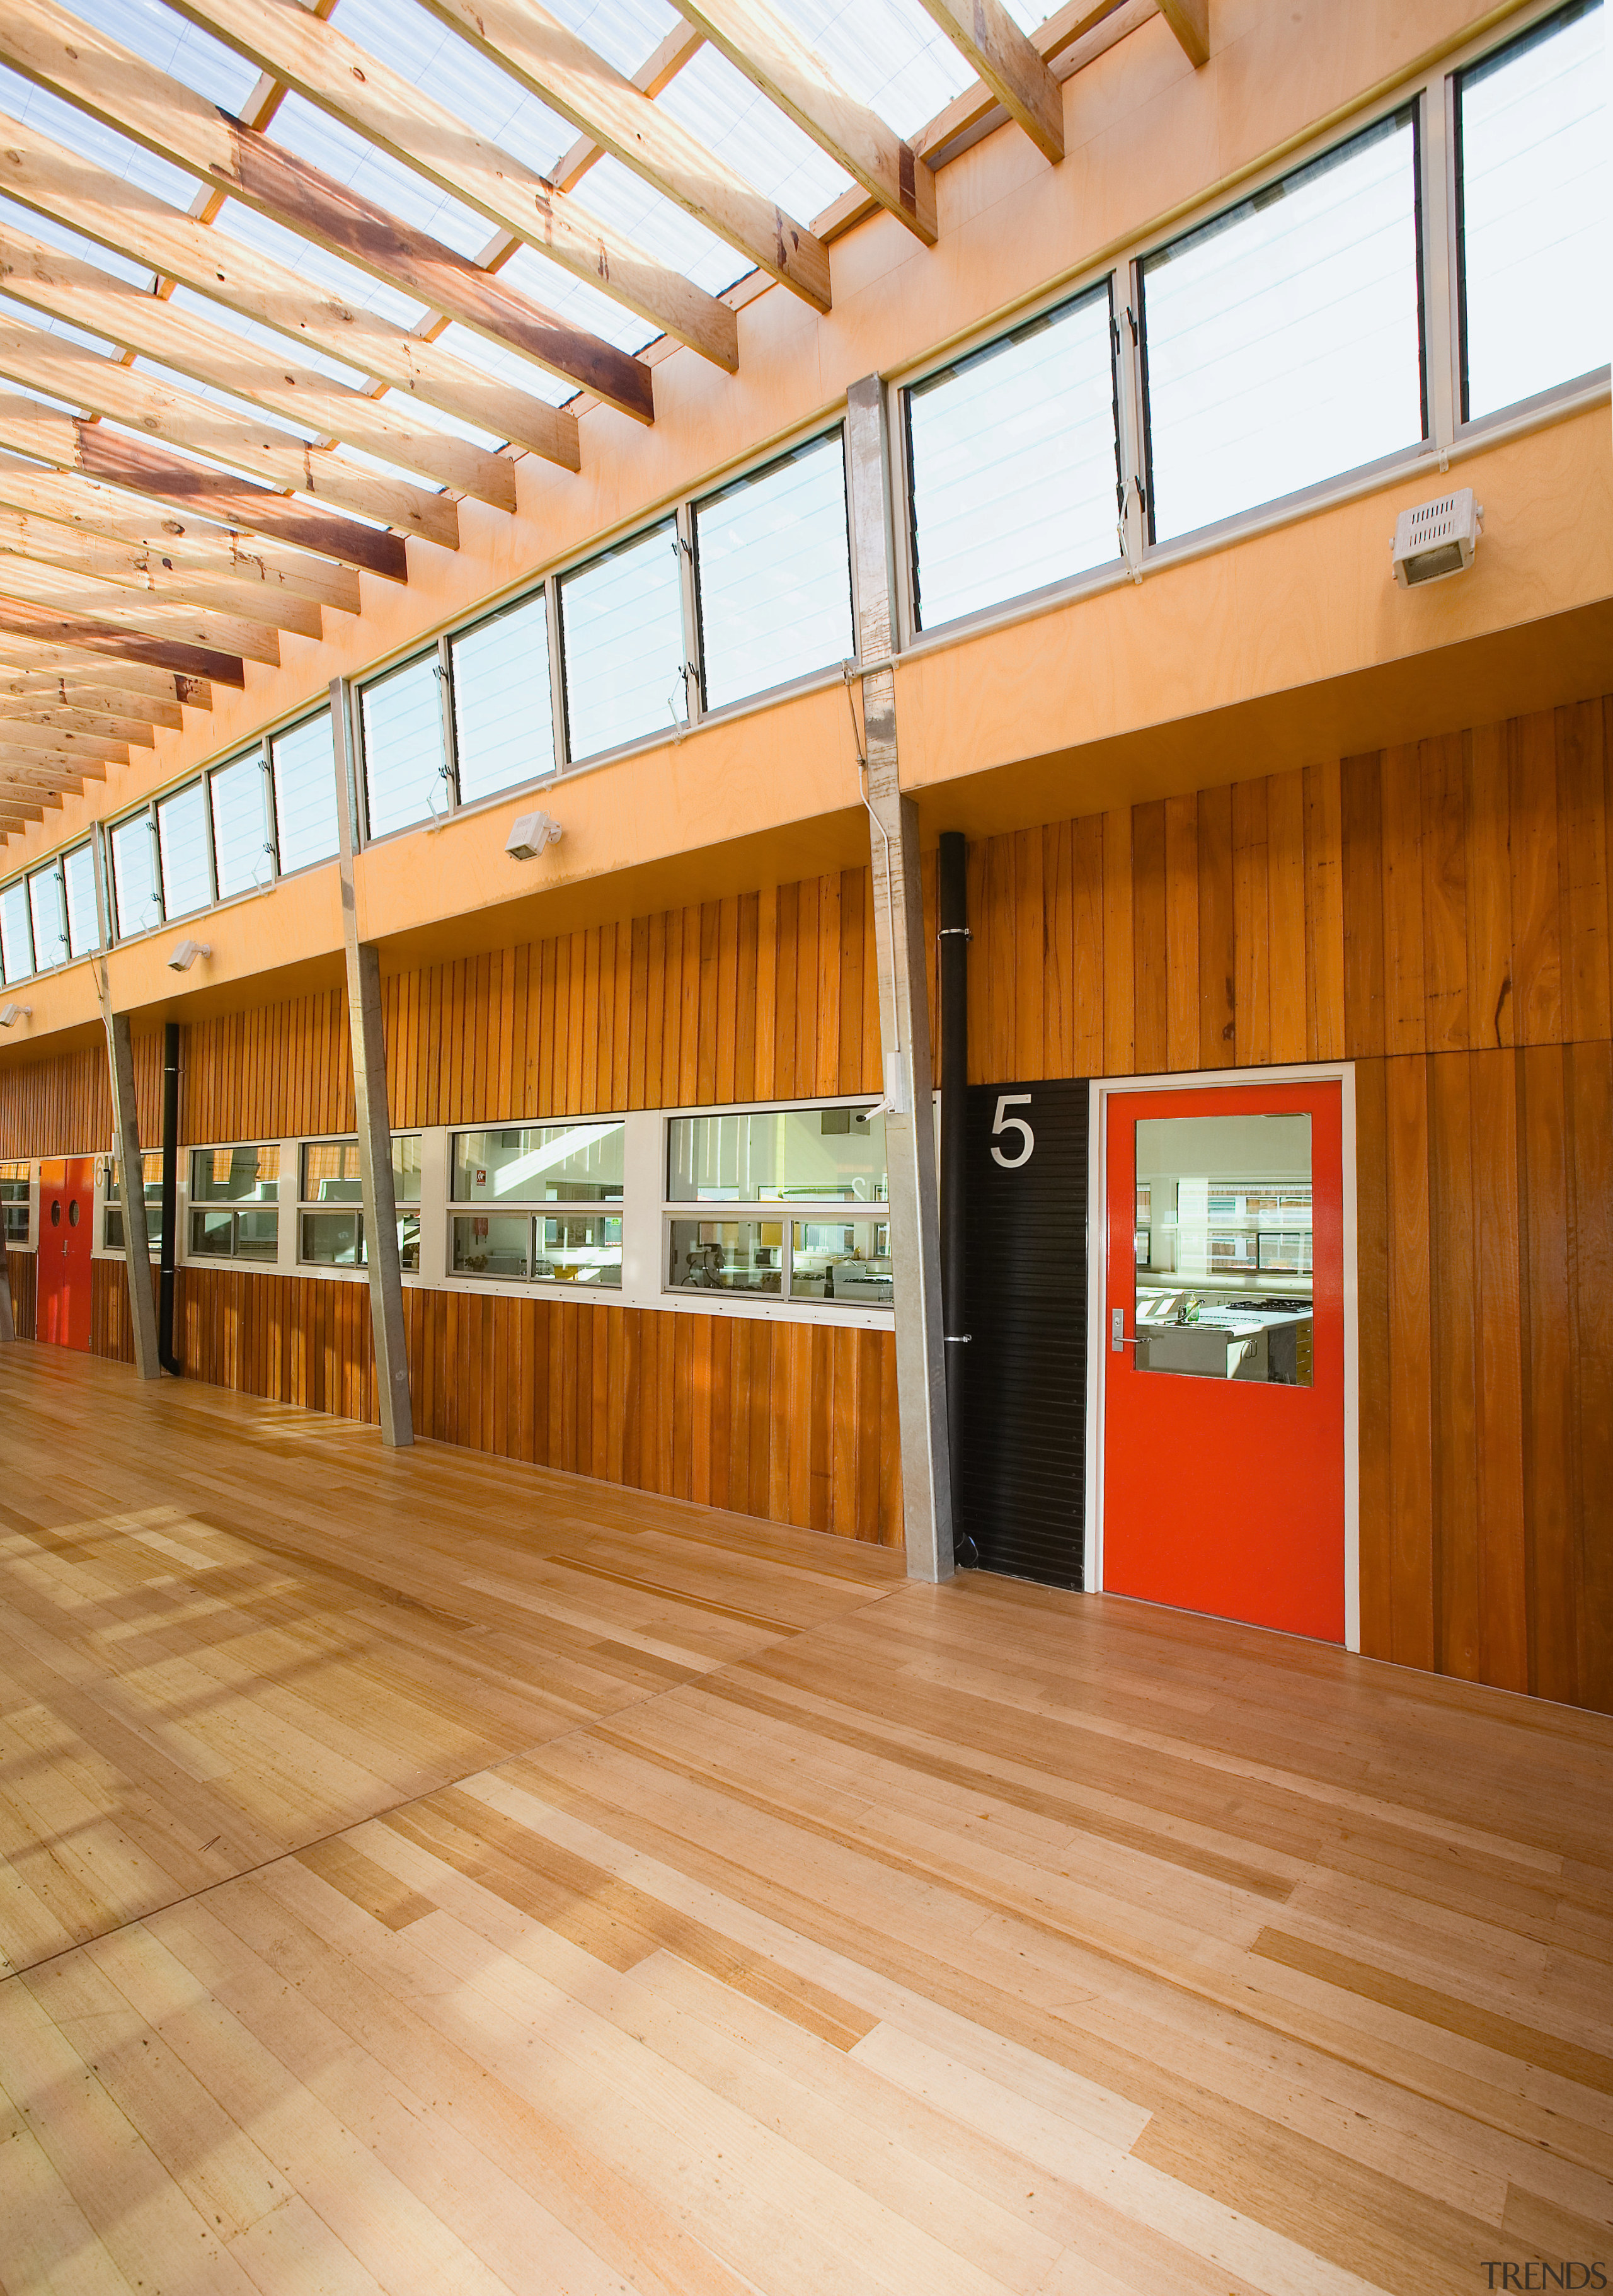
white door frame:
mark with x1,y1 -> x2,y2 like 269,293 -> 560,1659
1083,1062 -> 1360,1652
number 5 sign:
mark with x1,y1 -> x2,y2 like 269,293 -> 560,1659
990,1094 -> 1035,1169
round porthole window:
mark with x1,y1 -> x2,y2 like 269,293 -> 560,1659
49,1199 -> 60,1227
67,1200 -> 80,1228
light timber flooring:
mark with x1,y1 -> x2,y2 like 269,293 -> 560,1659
1,1345 -> 1610,2296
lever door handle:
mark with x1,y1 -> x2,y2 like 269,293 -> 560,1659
1110,1308 -> 1139,1352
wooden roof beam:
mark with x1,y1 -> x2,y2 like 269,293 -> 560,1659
0,394 -> 408,584
669,0 -> 936,244
0,597 -> 244,688
0,114 -> 578,467
548,21 -> 704,193
0,317 -> 457,549
0,643 -> 209,708
165,0 -> 739,372
0,0 -> 655,424
1158,0 -> 1209,66
0,455 -> 360,614
0,512 -> 323,642
0,554 -> 281,666
0,220 -> 519,512
912,0 -> 1064,162
0,702 -> 158,745
0,682 -> 180,732
414,0 -> 832,311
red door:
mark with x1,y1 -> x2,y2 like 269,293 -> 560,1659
1102,1078 -> 1345,1642
37,1157 -> 95,1351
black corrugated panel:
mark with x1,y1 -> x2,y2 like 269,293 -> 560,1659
955,1078 -> 1089,1588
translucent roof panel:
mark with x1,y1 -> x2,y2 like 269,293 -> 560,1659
268,93 -> 497,261
430,323 -> 583,409
764,0 -> 976,142
534,0 -> 682,80
570,151 -> 768,302
0,63 -> 201,209
59,0 -> 261,115
328,0 -> 575,180
208,200 -> 432,333
656,45 -> 852,231
495,244 -> 659,358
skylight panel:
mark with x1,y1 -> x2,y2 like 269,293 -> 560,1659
494,246 -> 659,357
429,323 -> 580,408
536,0 -> 681,81
64,0 -> 261,114
0,63 -> 200,209
268,94 -> 497,261
765,0 -> 975,139
570,153 -> 766,301
328,0 -> 574,179
0,194 -> 156,290
655,43 -> 852,224
208,200 -> 432,332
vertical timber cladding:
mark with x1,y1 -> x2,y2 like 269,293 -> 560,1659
957,1078 -> 1089,1587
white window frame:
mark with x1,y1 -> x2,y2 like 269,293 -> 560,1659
445,1114 -> 628,1296
183,1139 -> 284,1271
1,1158 -> 35,1253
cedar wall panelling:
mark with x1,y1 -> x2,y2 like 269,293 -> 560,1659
178,869 -> 881,1143
0,1036 -> 162,1162
5,1248 -> 35,1340
958,699 -> 1612,1710
174,1270 -> 901,1545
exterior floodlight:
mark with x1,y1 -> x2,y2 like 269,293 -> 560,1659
506,810 -> 563,860
1392,488 -> 1483,588
0,1002 -> 32,1027
167,939 -> 212,972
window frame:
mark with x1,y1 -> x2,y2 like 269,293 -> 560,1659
660,1097 -> 895,1315
1,1159 -> 32,1250
185,1140 -> 282,1265
447,1116 -> 626,1293
296,1133 -> 423,1276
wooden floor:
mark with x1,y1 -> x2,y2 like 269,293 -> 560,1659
1,1348 -> 1610,2296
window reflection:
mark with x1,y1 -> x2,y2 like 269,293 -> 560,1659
1141,109 -> 1423,541
1134,1112 -> 1314,1385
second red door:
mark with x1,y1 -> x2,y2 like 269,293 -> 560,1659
36,1157 -> 95,1351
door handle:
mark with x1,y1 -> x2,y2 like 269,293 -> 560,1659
1110,1308 -> 1139,1352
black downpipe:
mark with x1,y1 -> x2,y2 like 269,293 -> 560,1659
938,832 -> 977,1568
158,1020 -> 181,1375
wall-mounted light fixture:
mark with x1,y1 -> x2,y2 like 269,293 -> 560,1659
0,1002 -> 32,1027
506,810 -> 563,860
1392,488 -> 1483,587
167,939 -> 212,972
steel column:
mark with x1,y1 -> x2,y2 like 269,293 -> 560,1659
96,970 -> 161,1381
158,1020 -> 181,1373
844,374 -> 953,1583
938,830 -> 975,1568
330,675 -> 414,1449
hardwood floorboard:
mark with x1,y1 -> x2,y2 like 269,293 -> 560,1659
1,1345 -> 1610,2295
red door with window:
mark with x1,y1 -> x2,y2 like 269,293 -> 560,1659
36,1157 -> 95,1351
1102,1078 -> 1345,1642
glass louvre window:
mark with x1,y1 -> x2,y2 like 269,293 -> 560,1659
1456,1 -> 1609,422
451,591 -> 555,803
1,878 -> 34,983
211,751 -> 273,900
156,780 -> 213,919
791,1217 -> 893,1303
361,653 -> 450,839
1140,108 -> 1425,543
667,1105 -> 887,1202
272,712 -> 340,876
188,1145 -> 280,1259
560,521 -> 686,762
297,1136 -> 422,1271
62,843 -> 100,959
28,863 -> 69,971
451,1120 -> 623,1287
111,813 -> 163,940
905,287 -> 1120,630
104,1155 -> 164,1252
693,433 -> 854,711
1,1161 -> 29,1244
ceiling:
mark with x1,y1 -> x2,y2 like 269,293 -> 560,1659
0,0 -> 1202,842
